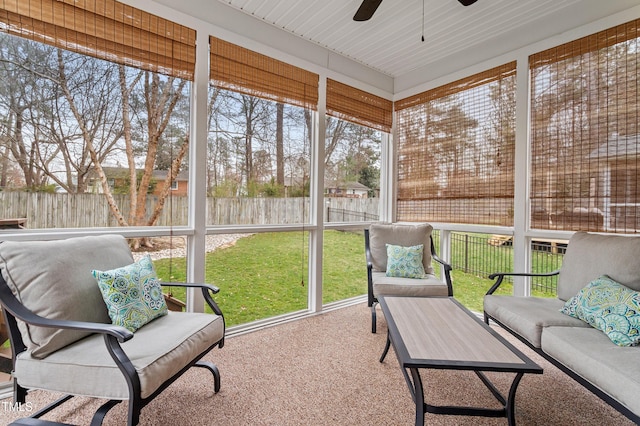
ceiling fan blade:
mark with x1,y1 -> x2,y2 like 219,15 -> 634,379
458,0 -> 478,5
353,0 -> 383,21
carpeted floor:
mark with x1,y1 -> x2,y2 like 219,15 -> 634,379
0,302 -> 634,425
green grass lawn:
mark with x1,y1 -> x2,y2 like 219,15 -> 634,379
154,231 -> 374,326
154,230 -> 555,326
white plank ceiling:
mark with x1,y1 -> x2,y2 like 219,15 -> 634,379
214,0 -> 639,78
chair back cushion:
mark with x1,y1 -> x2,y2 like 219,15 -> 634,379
368,223 -> 434,274
0,234 -> 134,358
558,232 -> 640,301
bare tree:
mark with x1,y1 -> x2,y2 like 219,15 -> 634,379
0,38 -> 59,189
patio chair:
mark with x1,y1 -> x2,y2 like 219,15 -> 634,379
365,223 -> 453,333
0,234 -> 225,426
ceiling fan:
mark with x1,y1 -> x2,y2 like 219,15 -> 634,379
353,0 -> 479,21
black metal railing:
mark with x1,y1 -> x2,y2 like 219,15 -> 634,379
448,233 -> 562,295
326,207 -> 378,222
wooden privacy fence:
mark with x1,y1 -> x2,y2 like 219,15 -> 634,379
0,192 -> 380,228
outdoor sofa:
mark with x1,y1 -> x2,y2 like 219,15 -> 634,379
0,234 -> 225,425
484,231 -> 640,423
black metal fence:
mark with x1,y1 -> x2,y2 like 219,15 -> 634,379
326,207 -> 378,222
438,232 -> 563,295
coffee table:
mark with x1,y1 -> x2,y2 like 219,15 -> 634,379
377,296 -> 542,426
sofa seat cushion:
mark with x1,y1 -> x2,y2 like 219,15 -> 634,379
372,271 -> 449,298
484,295 -> 589,348
541,326 -> 640,417
14,311 -> 224,400
0,235 -> 134,358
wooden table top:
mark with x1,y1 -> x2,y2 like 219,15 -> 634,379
379,296 -> 542,373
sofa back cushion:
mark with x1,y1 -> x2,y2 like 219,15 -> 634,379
368,223 -> 434,274
558,232 -> 640,301
0,234 -> 134,358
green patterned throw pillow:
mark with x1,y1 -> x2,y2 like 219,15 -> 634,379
385,244 -> 426,279
560,275 -> 640,346
92,254 -> 168,332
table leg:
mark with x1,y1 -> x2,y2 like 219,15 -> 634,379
379,331 -> 391,363
506,372 -> 524,426
409,368 -> 425,426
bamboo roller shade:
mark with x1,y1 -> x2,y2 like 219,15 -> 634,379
0,0 -> 196,80
529,17 -> 639,233
395,62 -> 516,112
530,18 -> 639,68
326,79 -> 392,133
210,36 -> 319,111
395,62 -> 516,226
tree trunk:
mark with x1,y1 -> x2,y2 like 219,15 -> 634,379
119,66 -> 143,225
147,134 -> 189,226
276,102 -> 284,185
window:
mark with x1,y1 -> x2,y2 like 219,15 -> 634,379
322,80 -> 391,303
395,62 -> 517,225
205,36 -> 320,325
530,19 -> 640,233
324,79 -> 390,222
207,36 -> 318,225
0,0 -> 194,229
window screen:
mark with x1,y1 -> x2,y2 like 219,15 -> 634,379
530,19 -> 640,233
395,62 -> 516,225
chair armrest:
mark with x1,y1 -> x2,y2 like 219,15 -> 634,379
486,270 -> 560,295
364,231 -> 374,270
363,229 -> 376,307
430,237 -> 454,296
160,282 -> 224,317
432,252 -> 452,271
161,281 -> 220,293
432,253 -> 454,296
0,283 -> 133,342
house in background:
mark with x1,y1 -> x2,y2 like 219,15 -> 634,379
325,181 -> 370,198
589,133 -> 640,232
152,170 -> 189,197
89,167 -> 189,197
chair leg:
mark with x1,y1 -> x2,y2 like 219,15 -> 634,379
14,380 -> 27,404
195,361 -> 221,393
371,301 -> 378,334
126,397 -> 142,426
29,394 -> 74,420
90,400 -> 121,426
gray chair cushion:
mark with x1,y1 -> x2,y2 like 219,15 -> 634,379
558,232 -> 640,301
371,272 -> 449,298
0,235 -> 134,358
541,326 -> 640,417
368,223 -> 434,274
14,311 -> 224,400
483,295 -> 589,348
